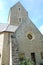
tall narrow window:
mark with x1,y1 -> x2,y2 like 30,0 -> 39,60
31,53 -> 36,64
41,52 -> 43,59
19,18 -> 22,22
19,8 -> 20,11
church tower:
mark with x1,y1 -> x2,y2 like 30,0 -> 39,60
8,2 -> 28,26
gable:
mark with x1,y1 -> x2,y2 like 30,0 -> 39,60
16,17 -> 43,41
15,17 -> 43,54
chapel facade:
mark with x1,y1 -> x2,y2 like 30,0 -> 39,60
0,2 -> 43,65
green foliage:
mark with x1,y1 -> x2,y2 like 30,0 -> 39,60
40,63 -> 43,65
19,58 -> 35,65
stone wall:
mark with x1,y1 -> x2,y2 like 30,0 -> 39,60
1,33 -> 10,65
15,18 -> 43,65
0,34 -> 4,65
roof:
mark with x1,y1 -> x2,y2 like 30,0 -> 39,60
0,23 -> 18,33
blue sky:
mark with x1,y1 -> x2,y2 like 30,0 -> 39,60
0,0 -> 43,34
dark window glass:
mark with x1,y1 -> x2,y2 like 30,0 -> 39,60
19,8 -> 20,11
27,34 -> 32,40
31,53 -> 36,64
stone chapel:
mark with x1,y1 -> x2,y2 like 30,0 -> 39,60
0,2 -> 43,65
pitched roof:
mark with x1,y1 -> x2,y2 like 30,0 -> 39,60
0,23 -> 18,33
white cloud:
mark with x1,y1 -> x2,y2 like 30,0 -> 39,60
39,25 -> 43,35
